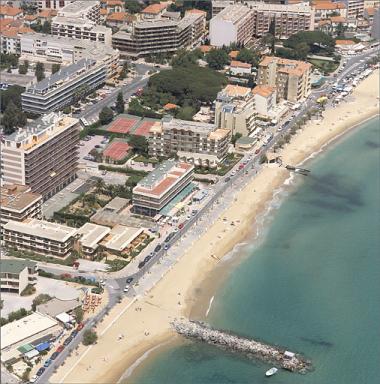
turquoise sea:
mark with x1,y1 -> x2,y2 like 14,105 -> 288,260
131,117 -> 380,384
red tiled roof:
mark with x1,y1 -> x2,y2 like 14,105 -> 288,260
0,6 -> 23,17
230,60 -> 252,69
142,3 -> 167,14
163,103 -> 178,110
335,39 -> 355,45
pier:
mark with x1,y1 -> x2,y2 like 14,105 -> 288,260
285,165 -> 311,176
171,319 -> 311,373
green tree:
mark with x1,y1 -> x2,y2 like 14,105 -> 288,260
175,106 -> 195,121
19,65 -> 27,74
82,329 -> 98,345
128,135 -> 148,155
99,106 -> 114,125
42,20 -> 51,34
236,48 -> 259,67
231,132 -> 242,145
35,62 -> 45,81
1,101 -> 26,135
206,49 -> 230,70
124,0 -> 143,13
171,49 -> 203,67
116,91 -> 125,114
294,42 -> 310,60
31,294 -> 52,311
21,368 -> 31,382
73,307 -> 84,323
118,61 -> 129,80
52,63 -> 61,74
335,22 -> 347,38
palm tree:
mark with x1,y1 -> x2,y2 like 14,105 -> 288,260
95,178 -> 105,194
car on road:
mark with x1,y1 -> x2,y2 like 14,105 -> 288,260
126,277 -> 134,284
36,368 -> 45,377
154,244 -> 162,252
29,374 -> 38,383
43,359 -> 52,368
164,244 -> 170,251
51,352 -> 59,360
76,323 -> 84,331
56,345 -> 64,353
71,330 -> 79,338
138,261 -> 146,269
164,233 -> 175,243
144,255 -> 153,263
178,223 -> 184,230
224,177 -> 231,182
63,337 -> 72,346
124,286 -> 129,293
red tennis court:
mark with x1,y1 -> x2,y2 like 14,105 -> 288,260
103,141 -> 131,161
134,121 -> 155,137
107,117 -> 137,133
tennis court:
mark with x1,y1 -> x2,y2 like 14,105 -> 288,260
134,121 -> 155,137
103,141 -> 131,161
107,117 -> 138,134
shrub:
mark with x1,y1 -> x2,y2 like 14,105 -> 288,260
82,330 -> 98,345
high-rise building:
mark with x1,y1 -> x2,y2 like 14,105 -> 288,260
215,84 -> 258,136
1,113 -> 80,199
132,159 -> 194,217
209,4 -> 254,47
21,58 -> 106,115
33,0 -> 75,11
148,116 -> 231,167
343,0 -> 365,17
257,56 -> 312,103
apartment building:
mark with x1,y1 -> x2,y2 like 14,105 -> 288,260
3,219 -> 77,258
112,12 -> 205,57
141,2 -> 168,19
149,116 -> 231,167
0,113 -> 80,199
343,0 -> 365,17
0,259 -> 38,295
257,56 -> 312,103
211,0 -> 236,17
246,1 -> 315,38
132,159 -> 194,217
57,0 -> 100,23
21,59 -> 106,115
0,24 -> 35,55
20,33 -> 119,77
0,5 -> 23,20
215,84 -> 257,136
210,4 -> 254,47
312,1 -> 347,21
252,85 -> 277,117
0,184 -> 42,227
34,0 -> 75,10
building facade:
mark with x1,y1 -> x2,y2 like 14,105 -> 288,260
257,56 -> 312,103
57,0 -> 100,23
312,1 -> 347,22
20,33 -> 119,77
210,4 -> 254,47
149,116 -> 231,167
0,184 -> 42,227
132,160 -> 194,217
3,219 -> 77,258
112,12 -> 205,57
0,113 -> 80,199
252,85 -> 277,117
0,259 -> 38,295
21,59 -> 106,115
215,84 -> 257,136
34,0 -> 75,10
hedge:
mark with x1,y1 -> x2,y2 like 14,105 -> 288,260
98,164 -> 148,176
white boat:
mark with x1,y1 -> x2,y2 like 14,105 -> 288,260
265,367 -> 278,377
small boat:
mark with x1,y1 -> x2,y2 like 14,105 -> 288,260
265,367 -> 278,377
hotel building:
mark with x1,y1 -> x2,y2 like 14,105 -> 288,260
21,58 -> 106,115
132,159 -> 194,217
0,184 -> 42,227
215,84 -> 257,136
20,33 -> 119,77
257,56 -> 312,103
2,219 -> 77,258
0,113 -> 80,199
112,12 -> 206,57
209,4 -> 254,47
0,259 -> 38,295
149,116 -> 231,167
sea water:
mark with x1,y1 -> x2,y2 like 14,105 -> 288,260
131,117 -> 380,384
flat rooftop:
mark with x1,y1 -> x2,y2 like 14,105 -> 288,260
77,222 -> 110,249
1,312 -> 60,350
59,0 -> 99,14
1,184 -> 42,212
3,218 -> 77,242
162,116 -> 216,135
214,4 -> 252,23
36,298 -> 81,317
103,225 -> 143,252
0,259 -> 36,274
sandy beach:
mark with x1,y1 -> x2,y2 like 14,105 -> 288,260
51,69 -> 379,384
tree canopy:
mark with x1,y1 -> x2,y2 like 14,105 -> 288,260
171,49 -> 203,67
52,63 -> 61,74
0,85 -> 24,112
82,329 -> 97,345
99,107 -> 114,125
236,48 -> 260,67
124,0 -> 143,13
128,134 -> 148,155
1,101 -> 27,135
116,91 -> 125,114
206,49 -> 230,70
35,62 -> 45,82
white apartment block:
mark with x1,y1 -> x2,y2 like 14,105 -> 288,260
148,116 -> 231,167
312,1 -> 347,22
33,0 -> 75,10
3,219 -> 77,258
211,0 -> 236,17
21,58 -> 106,115
1,184 -> 42,227
57,0 -> 100,23
257,56 -> 312,103
112,12 -> 206,57
209,4 -> 254,47
252,85 -> 277,117
20,33 -> 119,77
0,113 -> 80,199
344,0 -> 365,17
215,84 -> 257,136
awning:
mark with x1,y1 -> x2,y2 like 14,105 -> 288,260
17,344 -> 34,354
24,349 -> 39,360
35,342 -> 50,352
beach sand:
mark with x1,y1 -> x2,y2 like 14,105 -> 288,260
51,70 -> 379,384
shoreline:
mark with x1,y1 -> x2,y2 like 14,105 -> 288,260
51,70 -> 379,384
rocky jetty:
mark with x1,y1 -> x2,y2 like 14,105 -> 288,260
171,319 -> 311,373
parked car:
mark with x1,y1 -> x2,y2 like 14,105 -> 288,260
51,352 -> 59,360
138,261 -> 145,269
63,337 -> 72,346
76,323 -> 84,331
56,345 -> 64,353
124,286 -> 129,293
71,330 -> 78,338
164,244 -> 170,251
36,367 -> 45,376
126,277 -> 134,284
178,223 -> 184,230
43,359 -> 52,368
29,375 -> 38,383
224,177 -> 231,182
154,244 -> 162,252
